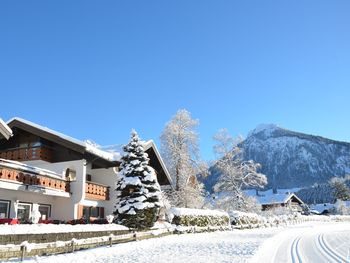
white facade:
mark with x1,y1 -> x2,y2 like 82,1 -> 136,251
0,117 -> 173,223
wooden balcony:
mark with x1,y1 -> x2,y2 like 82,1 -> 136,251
85,181 -> 110,201
0,146 -> 53,162
0,167 -> 70,192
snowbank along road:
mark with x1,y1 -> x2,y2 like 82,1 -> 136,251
253,222 -> 350,263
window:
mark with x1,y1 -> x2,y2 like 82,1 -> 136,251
90,207 -> 99,217
38,204 -> 51,220
65,168 -> 77,181
82,206 -> 104,219
17,202 -> 32,223
0,200 -> 10,219
86,174 -> 92,182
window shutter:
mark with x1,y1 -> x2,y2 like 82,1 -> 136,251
77,204 -> 83,219
100,207 -> 104,218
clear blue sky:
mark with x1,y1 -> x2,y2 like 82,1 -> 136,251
1,1 -> 349,160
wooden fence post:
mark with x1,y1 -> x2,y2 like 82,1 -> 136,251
20,245 -> 26,261
71,240 -> 75,253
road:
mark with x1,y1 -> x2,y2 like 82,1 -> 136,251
253,222 -> 350,263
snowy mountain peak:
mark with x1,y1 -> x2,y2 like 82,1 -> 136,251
247,123 -> 280,138
242,126 -> 350,188
205,125 -> 350,192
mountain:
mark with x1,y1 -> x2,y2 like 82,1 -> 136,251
242,124 -> 350,189
204,124 -> 350,191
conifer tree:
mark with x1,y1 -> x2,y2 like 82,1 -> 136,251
114,130 -> 162,229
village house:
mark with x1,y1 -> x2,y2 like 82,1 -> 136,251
0,118 -> 172,223
256,191 -> 305,213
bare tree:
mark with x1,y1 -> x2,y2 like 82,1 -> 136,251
212,129 -> 267,211
160,109 -> 206,208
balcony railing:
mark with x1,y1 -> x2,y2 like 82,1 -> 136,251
0,167 -> 70,192
0,146 -> 53,162
85,181 -> 110,201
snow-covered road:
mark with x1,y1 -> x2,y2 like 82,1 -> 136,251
253,222 -> 350,263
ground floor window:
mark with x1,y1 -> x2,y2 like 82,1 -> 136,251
17,202 -> 32,223
0,200 -> 10,219
82,206 -> 105,220
38,204 -> 51,220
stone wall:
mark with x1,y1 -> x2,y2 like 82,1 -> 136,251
0,229 -> 173,261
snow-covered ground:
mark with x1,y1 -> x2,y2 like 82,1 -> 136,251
0,223 -> 128,235
252,221 -> 350,262
5,221 -> 350,262
16,227 -> 282,263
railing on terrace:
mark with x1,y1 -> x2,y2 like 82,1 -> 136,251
85,181 -> 110,201
0,163 -> 70,192
0,146 -> 53,162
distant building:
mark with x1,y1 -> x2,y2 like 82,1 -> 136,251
256,192 -> 305,213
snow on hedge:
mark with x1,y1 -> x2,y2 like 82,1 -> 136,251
229,210 -> 350,227
170,208 -> 228,217
230,211 -> 265,225
169,208 -> 230,227
0,223 -> 128,235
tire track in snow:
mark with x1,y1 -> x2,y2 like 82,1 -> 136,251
291,236 -> 303,263
317,233 -> 348,263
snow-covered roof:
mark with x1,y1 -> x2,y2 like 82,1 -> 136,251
309,201 -> 350,214
0,158 -> 63,180
5,118 -> 172,184
85,140 -> 121,162
101,140 -> 173,187
309,203 -> 335,213
0,118 -> 13,140
8,117 -> 85,147
256,192 -> 304,205
7,117 -> 120,163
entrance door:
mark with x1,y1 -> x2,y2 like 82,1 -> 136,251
17,203 -> 31,223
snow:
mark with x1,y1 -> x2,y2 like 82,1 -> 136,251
252,222 -> 350,263
19,228 -> 281,263
247,123 -> 279,137
256,193 -> 297,205
85,141 -> 120,162
244,188 -> 302,205
0,223 -> 128,235
7,117 -> 86,148
310,203 -> 335,213
0,158 -> 64,180
310,201 -> 350,214
4,220 -> 350,262
0,118 -> 13,139
7,117 -> 122,162
169,207 -> 228,217
120,176 -> 142,187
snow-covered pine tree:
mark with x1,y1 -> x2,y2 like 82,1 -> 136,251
114,130 -> 162,229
